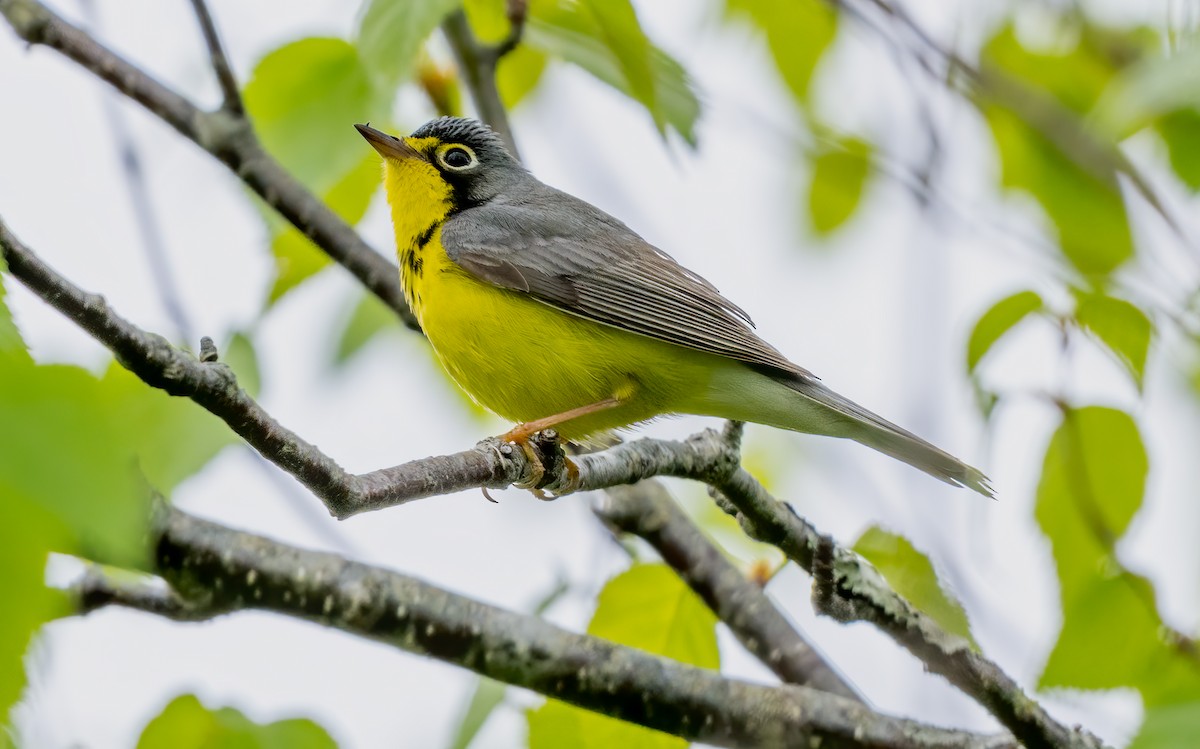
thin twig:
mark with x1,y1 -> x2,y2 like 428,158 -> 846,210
442,9 -> 521,158
86,504 -> 1015,749
75,565 -> 214,621
596,480 -> 862,701
78,0 -> 195,344
187,0 -> 243,114
0,0 -> 417,329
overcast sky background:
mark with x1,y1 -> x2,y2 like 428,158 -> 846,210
2,0 -> 1199,746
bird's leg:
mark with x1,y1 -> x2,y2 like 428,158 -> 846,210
502,397 -> 622,495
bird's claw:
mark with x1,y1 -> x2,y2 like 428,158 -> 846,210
502,428 -> 580,498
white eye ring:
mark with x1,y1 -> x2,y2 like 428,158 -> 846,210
437,144 -> 478,171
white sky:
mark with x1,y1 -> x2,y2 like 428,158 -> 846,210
3,0 -> 1199,747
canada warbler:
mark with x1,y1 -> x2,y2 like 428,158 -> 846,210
356,118 -> 991,497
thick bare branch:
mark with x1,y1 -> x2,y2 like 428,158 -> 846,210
596,480 -> 862,701
91,504 -> 1011,749
0,0 -> 417,329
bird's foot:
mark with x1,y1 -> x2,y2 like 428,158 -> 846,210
501,427 -> 580,498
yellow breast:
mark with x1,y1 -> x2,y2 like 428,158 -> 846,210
380,151 -> 723,439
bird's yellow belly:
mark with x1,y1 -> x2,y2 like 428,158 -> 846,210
413,243 -> 718,439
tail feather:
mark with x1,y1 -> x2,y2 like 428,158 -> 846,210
696,364 -> 993,497
784,377 -> 994,497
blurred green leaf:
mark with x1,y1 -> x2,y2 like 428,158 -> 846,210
807,137 -> 871,235
244,39 -> 384,303
1040,572 -> 1162,690
98,362 -> 233,498
357,0 -> 461,90
137,694 -> 337,749
0,357 -> 232,567
1074,292 -> 1151,389
966,290 -> 1043,373
1130,701 -> 1200,749
223,332 -> 262,399
578,0 -> 657,130
1158,108 -> 1200,190
446,678 -> 505,749
725,0 -> 837,105
527,564 -> 718,749
0,359 -> 152,566
498,45 -> 549,109
268,153 -> 382,304
853,527 -> 976,648
982,26 -> 1135,277
245,38 -> 379,190
463,0 -> 510,43
0,493 -> 71,721
588,565 -> 719,666
0,263 -> 29,362
334,291 -> 398,364
526,0 -> 700,144
1094,43 -> 1200,136
1035,406 -> 1147,597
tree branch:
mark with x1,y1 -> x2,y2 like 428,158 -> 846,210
702,423 -> 1105,749
0,0 -> 417,329
441,9 -> 521,159
187,0 -> 243,115
2,215 -> 1099,746
74,504 -> 1011,749
75,565 -> 215,621
595,479 -> 862,701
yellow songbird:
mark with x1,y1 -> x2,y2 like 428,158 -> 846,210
357,118 -> 991,497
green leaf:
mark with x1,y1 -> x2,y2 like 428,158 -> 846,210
446,678 -> 505,749
1035,407 -> 1147,597
1074,293 -> 1152,389
0,359 -> 152,566
0,356 -> 232,568
0,262 -> 29,362
1039,572 -> 1162,690
527,565 -> 718,749
1158,108 -> 1200,190
497,45 -> 549,109
463,0 -> 510,44
0,493 -> 72,721
356,0 -> 462,90
97,362 -> 233,498
525,1 -> 700,145
137,694 -> 337,749
267,153 -> 382,304
334,291 -> 398,364
807,137 -> 871,235
853,527 -> 976,648
223,332 -> 262,399
965,290 -> 1043,373
981,26 -> 1135,277
578,0 -> 657,130
1093,42 -> 1200,137
725,0 -> 838,105
244,38 -> 383,303
1130,701 -> 1200,749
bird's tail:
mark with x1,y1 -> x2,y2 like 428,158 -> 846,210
696,364 -> 993,497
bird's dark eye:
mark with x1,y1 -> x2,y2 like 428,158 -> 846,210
441,146 -> 475,169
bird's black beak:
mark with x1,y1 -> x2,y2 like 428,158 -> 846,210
356,124 -> 423,161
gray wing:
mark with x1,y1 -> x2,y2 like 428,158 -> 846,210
439,188 -> 811,380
